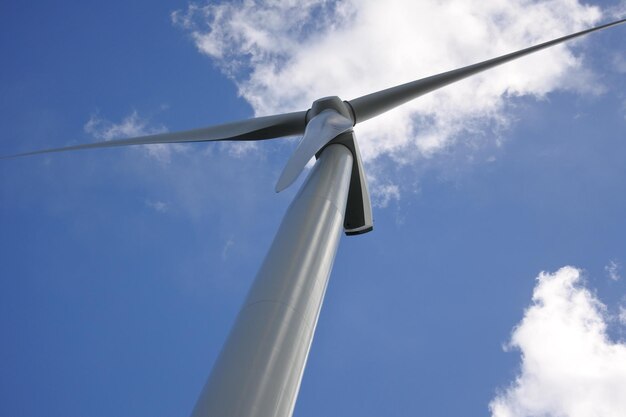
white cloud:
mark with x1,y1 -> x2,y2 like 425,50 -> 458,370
608,1 -> 626,20
145,200 -> 169,213
172,0 -> 604,169
606,260 -> 622,281
84,110 -> 188,163
620,306 -> 626,326
371,182 -> 400,208
84,110 -> 161,140
612,53 -> 626,74
221,236 -> 235,260
490,266 -> 626,417
222,140 -> 261,158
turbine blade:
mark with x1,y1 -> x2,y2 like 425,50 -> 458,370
348,18 -> 626,124
3,111 -> 307,159
275,109 -> 353,193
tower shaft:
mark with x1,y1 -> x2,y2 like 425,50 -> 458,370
191,144 -> 353,417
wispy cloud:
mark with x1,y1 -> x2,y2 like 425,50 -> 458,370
84,110 -> 163,140
620,306 -> 626,326
222,141 -> 261,158
221,236 -> 235,260
145,199 -> 169,213
490,266 -> 626,417
608,1 -> 626,20
612,53 -> 626,74
606,260 -> 622,281
173,0 -> 603,168
371,183 -> 400,208
84,110 -> 188,163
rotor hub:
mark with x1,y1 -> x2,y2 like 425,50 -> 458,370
308,96 -> 356,125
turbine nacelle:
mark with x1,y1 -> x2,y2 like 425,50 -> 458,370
275,95 -> 374,235
308,97 -> 373,235
306,96 -> 355,124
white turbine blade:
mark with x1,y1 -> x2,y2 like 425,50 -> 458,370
275,109 -> 353,193
348,18 -> 626,124
3,111 -> 307,159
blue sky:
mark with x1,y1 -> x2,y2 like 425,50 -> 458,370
1,1 -> 626,416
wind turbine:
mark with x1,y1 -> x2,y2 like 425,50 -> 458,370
4,17 -> 625,417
